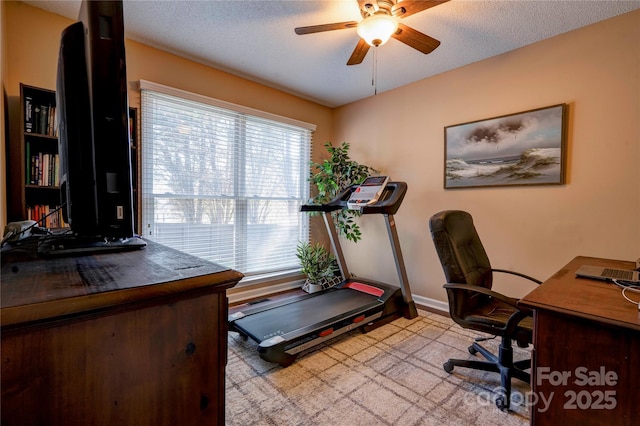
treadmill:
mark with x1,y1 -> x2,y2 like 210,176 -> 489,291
228,181 -> 418,366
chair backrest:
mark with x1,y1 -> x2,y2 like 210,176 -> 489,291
429,210 -> 493,316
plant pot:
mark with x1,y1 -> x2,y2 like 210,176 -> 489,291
302,275 -> 342,294
302,281 -> 324,294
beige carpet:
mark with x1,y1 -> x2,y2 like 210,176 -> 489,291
226,310 -> 530,425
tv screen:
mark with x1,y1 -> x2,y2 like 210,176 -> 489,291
53,0 -> 144,254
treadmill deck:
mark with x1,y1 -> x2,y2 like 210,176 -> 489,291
232,286 -> 382,342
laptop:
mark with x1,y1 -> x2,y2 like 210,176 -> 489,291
575,265 -> 640,283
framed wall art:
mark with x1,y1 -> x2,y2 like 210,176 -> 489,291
444,104 -> 567,189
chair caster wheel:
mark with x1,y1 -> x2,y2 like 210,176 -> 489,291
468,345 -> 478,355
495,396 -> 509,411
443,361 -> 454,373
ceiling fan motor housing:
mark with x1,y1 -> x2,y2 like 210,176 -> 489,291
294,0 -> 449,65
361,0 -> 395,18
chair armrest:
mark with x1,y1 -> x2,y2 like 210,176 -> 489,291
492,269 -> 542,285
443,282 -> 533,336
443,283 -> 522,309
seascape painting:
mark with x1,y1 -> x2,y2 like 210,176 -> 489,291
444,104 -> 566,189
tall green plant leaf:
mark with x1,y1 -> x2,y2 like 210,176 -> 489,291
309,142 -> 379,242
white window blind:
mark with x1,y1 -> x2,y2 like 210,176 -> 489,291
140,81 -> 314,283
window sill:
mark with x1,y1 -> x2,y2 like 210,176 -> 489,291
227,271 -> 305,305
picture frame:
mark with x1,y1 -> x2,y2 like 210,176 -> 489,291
444,104 -> 567,189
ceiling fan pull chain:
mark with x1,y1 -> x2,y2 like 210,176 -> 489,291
373,47 -> 378,95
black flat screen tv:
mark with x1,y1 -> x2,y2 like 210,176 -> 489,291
52,0 -> 144,254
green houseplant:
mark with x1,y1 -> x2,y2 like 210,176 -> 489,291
296,242 -> 340,293
309,141 -> 379,242
298,142 -> 379,293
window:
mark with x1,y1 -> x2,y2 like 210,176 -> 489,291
140,81 -> 314,284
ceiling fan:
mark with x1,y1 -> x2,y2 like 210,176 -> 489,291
294,0 -> 449,66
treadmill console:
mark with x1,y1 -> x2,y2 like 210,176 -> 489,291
347,176 -> 389,210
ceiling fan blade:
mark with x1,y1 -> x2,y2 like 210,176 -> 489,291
347,38 -> 370,66
295,21 -> 358,35
392,23 -> 440,54
392,0 -> 450,18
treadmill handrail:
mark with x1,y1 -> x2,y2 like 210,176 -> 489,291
301,181 -> 407,215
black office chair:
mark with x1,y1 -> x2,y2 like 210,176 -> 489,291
428,210 -> 541,411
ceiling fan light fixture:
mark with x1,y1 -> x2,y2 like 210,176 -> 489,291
357,13 -> 398,47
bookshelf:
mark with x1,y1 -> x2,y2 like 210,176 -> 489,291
7,84 -> 65,228
7,84 -> 141,233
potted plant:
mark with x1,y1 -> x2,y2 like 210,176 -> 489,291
296,242 -> 341,293
298,142 -> 379,293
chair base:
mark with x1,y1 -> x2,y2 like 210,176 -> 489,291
443,338 -> 530,411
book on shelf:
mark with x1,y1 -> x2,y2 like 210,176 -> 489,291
27,204 -> 68,229
38,105 -> 49,136
55,154 -> 60,186
33,104 -> 41,133
33,154 -> 39,185
24,95 -> 34,133
27,152 -> 60,187
24,101 -> 57,137
25,141 -> 31,185
48,105 -> 57,136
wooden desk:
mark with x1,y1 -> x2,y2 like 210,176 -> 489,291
520,256 -> 640,425
1,239 -> 243,426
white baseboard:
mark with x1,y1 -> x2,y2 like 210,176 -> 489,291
412,294 -> 449,315
227,280 -> 449,316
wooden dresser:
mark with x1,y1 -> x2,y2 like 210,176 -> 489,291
1,239 -> 243,425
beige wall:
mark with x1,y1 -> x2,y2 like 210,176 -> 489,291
334,10 -> 640,303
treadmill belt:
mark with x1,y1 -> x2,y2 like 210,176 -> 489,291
234,289 -> 380,341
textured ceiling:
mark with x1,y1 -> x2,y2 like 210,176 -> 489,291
24,0 -> 640,108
